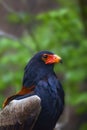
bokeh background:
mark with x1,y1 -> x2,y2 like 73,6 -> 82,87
0,0 -> 87,130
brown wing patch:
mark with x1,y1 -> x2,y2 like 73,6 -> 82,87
3,95 -> 21,108
17,86 -> 35,95
3,86 -> 35,108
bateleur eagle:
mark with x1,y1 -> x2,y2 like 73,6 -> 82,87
0,51 -> 64,130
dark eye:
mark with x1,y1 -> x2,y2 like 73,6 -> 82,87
43,54 -> 48,58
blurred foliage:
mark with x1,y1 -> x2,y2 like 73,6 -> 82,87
79,123 -> 87,130
0,1 -> 87,129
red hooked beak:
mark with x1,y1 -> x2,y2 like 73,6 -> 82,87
45,54 -> 62,64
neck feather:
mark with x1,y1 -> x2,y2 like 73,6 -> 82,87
22,62 -> 54,87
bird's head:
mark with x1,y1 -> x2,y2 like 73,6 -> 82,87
23,51 -> 62,87
41,51 -> 62,64
29,51 -> 62,65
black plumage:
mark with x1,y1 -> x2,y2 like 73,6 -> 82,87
0,51 -> 64,130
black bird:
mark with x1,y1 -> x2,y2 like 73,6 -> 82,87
0,51 -> 64,130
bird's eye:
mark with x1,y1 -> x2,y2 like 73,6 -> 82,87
43,54 -> 48,59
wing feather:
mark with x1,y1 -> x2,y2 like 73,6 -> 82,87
0,95 -> 41,130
